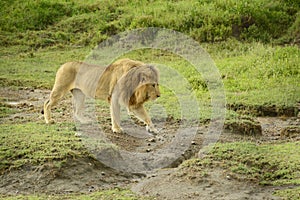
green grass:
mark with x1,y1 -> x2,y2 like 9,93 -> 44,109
1,0 -> 299,47
212,42 -> 300,107
0,122 -> 88,173
181,141 -> 300,197
0,102 -> 16,118
274,187 -> 300,200
0,188 -> 152,200
211,142 -> 300,186
0,46 -> 89,88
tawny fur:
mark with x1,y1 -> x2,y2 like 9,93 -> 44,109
43,58 -> 160,134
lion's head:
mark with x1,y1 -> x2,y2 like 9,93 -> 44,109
132,82 -> 160,105
116,64 -> 160,106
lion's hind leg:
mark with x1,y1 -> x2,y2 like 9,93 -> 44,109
71,88 -> 91,124
130,105 -> 158,134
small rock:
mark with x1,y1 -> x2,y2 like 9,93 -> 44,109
88,186 -> 95,192
191,141 -> 196,145
146,138 -> 156,143
244,190 -> 251,194
226,175 -> 231,180
193,191 -> 200,196
131,179 -> 139,183
146,149 -> 151,152
74,132 -> 82,137
29,97 -> 38,101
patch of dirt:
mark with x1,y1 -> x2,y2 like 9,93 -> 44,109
227,103 -> 298,117
132,168 -> 282,200
0,157 -> 141,196
258,117 -> 300,142
1,87 -> 299,199
224,117 -> 262,136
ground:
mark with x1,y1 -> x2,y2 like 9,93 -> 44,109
0,87 -> 299,199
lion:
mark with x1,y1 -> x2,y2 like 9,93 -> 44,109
42,58 -> 160,134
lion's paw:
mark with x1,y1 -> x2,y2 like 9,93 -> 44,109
46,119 -> 55,124
75,115 -> 93,124
146,125 -> 159,135
112,127 -> 124,134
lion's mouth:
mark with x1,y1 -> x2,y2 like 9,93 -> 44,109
150,96 -> 158,101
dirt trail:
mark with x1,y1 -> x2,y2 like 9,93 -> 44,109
0,87 -> 299,199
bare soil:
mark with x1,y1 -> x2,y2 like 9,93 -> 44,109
0,87 -> 299,199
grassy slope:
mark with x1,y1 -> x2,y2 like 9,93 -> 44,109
180,142 -> 300,199
209,41 -> 300,107
211,142 -> 300,186
0,123 -> 84,173
0,0 -> 300,199
1,0 -> 299,46
0,47 -> 90,89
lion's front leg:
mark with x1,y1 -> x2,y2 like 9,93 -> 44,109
130,105 -> 158,134
110,96 -> 123,133
43,87 -> 68,124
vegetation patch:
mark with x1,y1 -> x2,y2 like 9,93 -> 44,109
0,123 -> 88,174
0,102 -> 16,119
0,188 -> 151,200
280,126 -> 300,140
182,142 -> 300,184
0,47 -> 89,89
179,141 -> 300,197
224,115 -> 262,135
274,187 -> 300,200
1,0 -> 299,47
227,103 -> 298,117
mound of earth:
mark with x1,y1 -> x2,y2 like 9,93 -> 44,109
0,157 -> 141,195
132,168 -> 282,200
